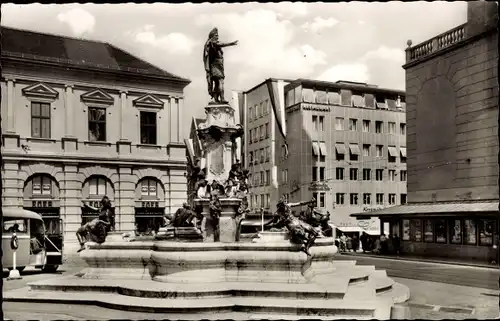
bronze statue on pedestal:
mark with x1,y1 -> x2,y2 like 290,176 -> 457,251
203,27 -> 238,103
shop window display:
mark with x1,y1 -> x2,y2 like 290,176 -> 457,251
450,219 -> 462,244
410,219 -> 422,242
435,219 -> 447,243
479,219 -> 494,246
424,219 -> 434,242
402,219 -> 410,241
464,219 -> 477,245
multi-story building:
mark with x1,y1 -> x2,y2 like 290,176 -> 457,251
352,1 -> 499,263
240,78 -> 407,235
1,27 -> 190,251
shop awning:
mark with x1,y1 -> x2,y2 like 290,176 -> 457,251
335,143 -> 346,154
363,229 -> 381,236
319,142 -> 327,156
388,146 -> 398,157
400,147 -> 407,158
349,144 -> 360,155
350,201 -> 499,218
312,142 -> 320,156
336,226 -> 363,233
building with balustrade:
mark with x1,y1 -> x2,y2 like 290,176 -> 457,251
1,26 -> 190,251
352,1 -> 499,263
240,78 -> 407,236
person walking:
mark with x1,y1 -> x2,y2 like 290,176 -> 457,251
393,234 -> 401,256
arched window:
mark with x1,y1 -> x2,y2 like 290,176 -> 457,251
88,176 -> 107,196
32,175 -> 52,196
141,179 -> 157,197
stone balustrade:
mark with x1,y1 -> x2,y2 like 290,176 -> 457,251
406,23 -> 468,63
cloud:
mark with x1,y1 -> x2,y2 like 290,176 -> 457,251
302,17 -> 339,34
362,46 -> 405,63
196,9 -> 326,86
316,63 -> 370,84
134,27 -> 197,55
267,2 -> 309,19
57,8 -> 95,36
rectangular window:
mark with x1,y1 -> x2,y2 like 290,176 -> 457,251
312,166 -> 318,182
88,107 -> 107,142
375,121 -> 383,134
316,90 -> 327,104
254,195 -> 259,208
388,122 -> 396,134
400,194 -> 407,204
31,102 -> 51,138
349,118 -> 357,131
312,192 -> 318,204
400,170 -> 407,181
388,146 -> 397,163
450,219 -> 462,244
261,194 -> 265,208
363,168 -> 371,181
376,145 -> 383,157
255,127 -> 260,141
389,170 -> 396,181
260,171 -> 265,186
266,194 -> 271,208
362,120 -> 370,132
266,146 -> 270,162
265,123 -> 270,138
375,169 -> 383,181
424,219 -> 434,242
349,168 -> 358,181
363,193 -> 371,205
402,219 -> 410,241
260,148 -> 265,163
302,88 -> 315,103
336,167 -> 344,180
319,167 -> 325,181
335,117 -> 344,130
260,125 -> 265,140
255,104 -> 260,118
283,169 -> 288,184
249,152 -> 253,165
336,193 -> 345,205
341,89 -> 352,106
266,170 -> 271,186
411,219 -> 422,242
349,144 -> 359,161
479,219 -> 494,246
328,91 -> 340,105
140,111 -> 157,145
400,123 -> 406,135
376,193 -> 384,205
464,219 -> 477,245
249,106 -> 253,121
312,115 -> 318,131
435,219 -> 447,243
362,144 -> 370,157
350,193 -> 358,205
319,192 -> 325,208
389,193 -> 396,205
319,116 -> 324,131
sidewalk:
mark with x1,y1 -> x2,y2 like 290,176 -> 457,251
340,251 -> 499,269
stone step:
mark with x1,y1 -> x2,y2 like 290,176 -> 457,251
28,276 -> 347,300
375,281 -> 411,304
4,287 -> 382,317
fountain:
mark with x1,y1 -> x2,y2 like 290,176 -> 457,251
2,27 -> 410,320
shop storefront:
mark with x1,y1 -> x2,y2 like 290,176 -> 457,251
134,178 -> 165,235
351,201 -> 499,263
23,174 -> 63,252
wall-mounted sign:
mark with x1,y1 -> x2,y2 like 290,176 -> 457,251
357,220 -> 371,229
142,201 -> 159,208
32,200 -> 53,208
362,207 -> 384,212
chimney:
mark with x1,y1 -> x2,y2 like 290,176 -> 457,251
467,1 -> 498,37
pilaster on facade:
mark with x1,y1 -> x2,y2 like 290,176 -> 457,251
64,84 -> 75,137
169,97 -> 179,143
118,166 -> 136,233
2,161 -> 21,208
6,78 -> 16,133
61,163 -> 81,240
168,168 -> 188,215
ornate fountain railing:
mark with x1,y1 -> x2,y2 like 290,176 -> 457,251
406,23 -> 468,63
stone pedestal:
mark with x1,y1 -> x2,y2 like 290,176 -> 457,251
194,197 -> 242,243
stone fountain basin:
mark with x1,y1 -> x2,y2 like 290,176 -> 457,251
79,238 -> 337,283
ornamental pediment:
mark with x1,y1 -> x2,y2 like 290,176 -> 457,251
22,82 -> 59,99
133,94 -> 164,109
81,88 -> 114,105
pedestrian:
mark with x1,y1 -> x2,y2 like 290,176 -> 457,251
340,233 -> 347,253
352,234 -> 359,253
380,234 -> 388,254
393,234 -> 401,256
346,235 -> 352,252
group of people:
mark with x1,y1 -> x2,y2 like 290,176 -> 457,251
337,232 -> 401,255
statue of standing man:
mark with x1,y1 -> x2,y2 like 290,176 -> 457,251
203,28 -> 238,103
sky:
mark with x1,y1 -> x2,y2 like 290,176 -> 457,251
2,2 -> 468,138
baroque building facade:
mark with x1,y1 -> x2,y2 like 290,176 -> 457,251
1,27 -> 189,250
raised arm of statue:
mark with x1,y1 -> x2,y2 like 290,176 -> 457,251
219,40 -> 238,48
